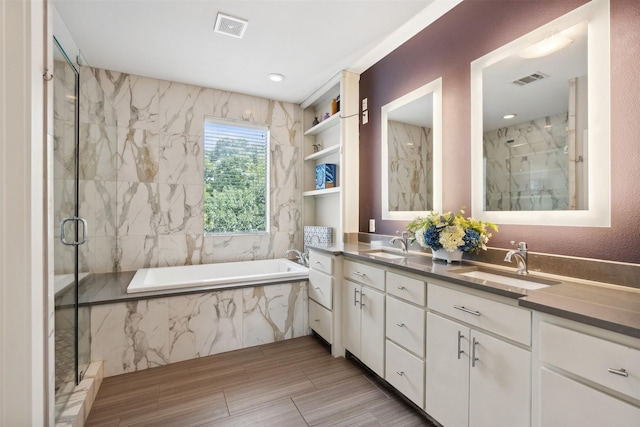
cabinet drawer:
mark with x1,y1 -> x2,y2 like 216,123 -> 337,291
309,250 -> 333,275
386,271 -> 425,306
541,368 -> 640,427
386,296 -> 425,357
385,340 -> 424,409
428,283 -> 531,346
309,269 -> 333,309
540,322 -> 640,401
344,260 -> 385,291
309,299 -> 332,344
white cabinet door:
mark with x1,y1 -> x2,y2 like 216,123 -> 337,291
360,285 -> 385,377
343,280 -> 361,357
541,367 -> 640,427
425,312 -> 470,427
469,329 -> 531,427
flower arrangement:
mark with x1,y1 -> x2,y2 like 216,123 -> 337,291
406,209 -> 498,254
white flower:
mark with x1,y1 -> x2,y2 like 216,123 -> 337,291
439,225 -> 465,251
415,227 -> 427,249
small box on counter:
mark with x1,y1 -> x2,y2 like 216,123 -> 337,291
315,163 -> 336,190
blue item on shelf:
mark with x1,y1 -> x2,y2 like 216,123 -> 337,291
315,163 -> 336,190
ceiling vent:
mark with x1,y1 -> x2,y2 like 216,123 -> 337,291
214,13 -> 248,39
512,72 -> 549,86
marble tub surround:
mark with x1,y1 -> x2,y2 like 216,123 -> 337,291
387,120 -> 433,212
90,281 -> 308,377
83,67 -> 303,272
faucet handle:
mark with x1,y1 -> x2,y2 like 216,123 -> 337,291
510,241 -> 527,251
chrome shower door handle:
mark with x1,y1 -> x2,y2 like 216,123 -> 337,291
60,216 -> 88,246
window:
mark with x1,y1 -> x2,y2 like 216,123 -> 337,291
203,118 -> 269,234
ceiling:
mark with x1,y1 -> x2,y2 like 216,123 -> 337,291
52,0 -> 461,104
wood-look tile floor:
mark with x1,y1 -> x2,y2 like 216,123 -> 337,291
86,335 -> 436,426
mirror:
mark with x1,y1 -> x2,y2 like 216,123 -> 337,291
471,0 -> 610,227
381,78 -> 442,220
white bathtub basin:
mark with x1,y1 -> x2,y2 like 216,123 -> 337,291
127,259 -> 309,293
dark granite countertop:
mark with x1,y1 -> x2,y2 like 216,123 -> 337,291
309,243 -> 640,339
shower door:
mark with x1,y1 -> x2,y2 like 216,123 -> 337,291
52,36 -> 88,418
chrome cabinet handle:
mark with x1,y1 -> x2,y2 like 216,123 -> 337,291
608,368 -> 629,377
471,337 -> 479,367
354,288 -> 360,306
396,371 -> 405,376
454,305 -> 481,316
360,292 -> 366,308
352,271 -> 366,277
314,319 -> 320,322
396,323 -> 405,327
397,286 -> 405,290
457,330 -> 465,359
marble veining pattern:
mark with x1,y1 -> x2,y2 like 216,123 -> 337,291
484,114 -> 573,211
91,282 -> 308,377
82,66 -> 303,272
387,120 -> 433,212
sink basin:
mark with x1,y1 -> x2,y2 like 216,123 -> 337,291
361,249 -> 408,260
450,266 -> 561,290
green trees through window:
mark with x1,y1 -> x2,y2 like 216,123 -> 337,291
204,120 -> 269,234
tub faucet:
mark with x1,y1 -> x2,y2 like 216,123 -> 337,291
285,249 -> 308,267
390,231 -> 410,254
504,241 -> 528,275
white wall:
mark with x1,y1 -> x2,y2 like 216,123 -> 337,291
0,0 -> 49,424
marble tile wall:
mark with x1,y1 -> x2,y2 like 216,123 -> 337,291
387,120 -> 432,212
91,282 -> 308,377
81,67 -> 303,273
484,113 -> 572,211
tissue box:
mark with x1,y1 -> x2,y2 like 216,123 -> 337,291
315,163 -> 336,190
304,226 -> 333,252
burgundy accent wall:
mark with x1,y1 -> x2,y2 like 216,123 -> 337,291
359,0 -> 640,264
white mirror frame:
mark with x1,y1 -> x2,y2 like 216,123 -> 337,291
381,77 -> 443,220
471,0 -> 610,227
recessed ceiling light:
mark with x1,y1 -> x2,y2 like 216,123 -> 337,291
268,73 -> 285,82
519,33 -> 573,59
503,113 -> 517,120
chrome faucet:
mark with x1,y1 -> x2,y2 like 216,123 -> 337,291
284,249 -> 308,267
504,241 -> 528,275
390,231 -> 410,254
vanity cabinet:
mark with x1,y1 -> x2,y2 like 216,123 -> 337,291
301,70 -> 359,245
426,282 -> 532,427
308,249 -> 344,357
535,316 -> 640,427
342,259 -> 385,377
384,271 -> 426,408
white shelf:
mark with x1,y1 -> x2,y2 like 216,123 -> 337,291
303,187 -> 341,197
304,113 -> 340,136
304,144 -> 340,161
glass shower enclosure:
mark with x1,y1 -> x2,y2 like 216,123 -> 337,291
52,36 -> 90,420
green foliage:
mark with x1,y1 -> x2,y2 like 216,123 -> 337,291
204,137 -> 267,234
